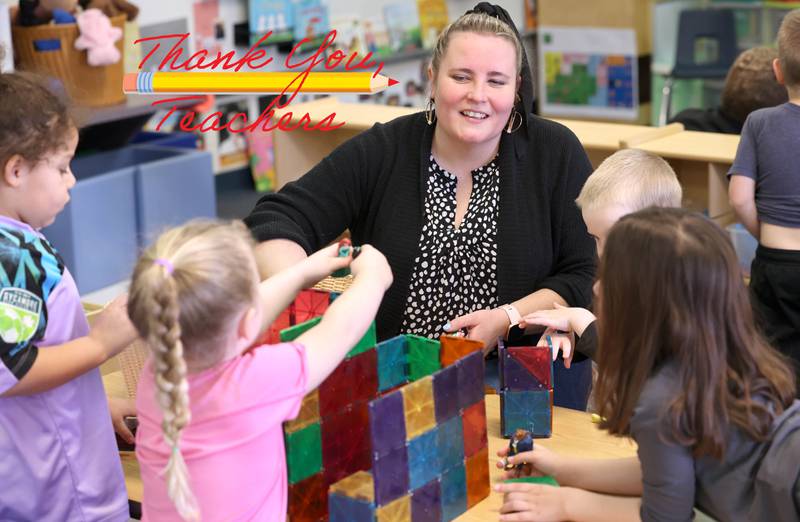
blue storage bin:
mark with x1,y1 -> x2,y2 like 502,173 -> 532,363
43,145 -> 216,294
727,223 -> 758,276
130,131 -> 198,149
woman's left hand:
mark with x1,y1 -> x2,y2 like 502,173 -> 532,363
495,482 -> 572,522
445,308 -> 509,354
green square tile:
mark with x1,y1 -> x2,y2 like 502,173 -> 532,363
285,422 -> 322,484
280,316 -> 322,342
406,335 -> 441,382
346,322 -> 377,358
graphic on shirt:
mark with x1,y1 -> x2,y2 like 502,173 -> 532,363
0,288 -> 42,345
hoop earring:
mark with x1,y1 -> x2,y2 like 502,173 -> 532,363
425,98 -> 436,125
506,109 -> 522,133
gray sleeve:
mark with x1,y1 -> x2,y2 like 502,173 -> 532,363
631,380 -> 697,522
728,115 -> 758,180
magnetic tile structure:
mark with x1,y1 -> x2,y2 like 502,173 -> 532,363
498,339 -> 554,438
275,289 -> 490,521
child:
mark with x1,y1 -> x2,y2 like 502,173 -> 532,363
496,208 -> 800,522
729,9 -> 800,387
127,221 -> 392,521
0,70 -> 137,519
522,148 -> 682,364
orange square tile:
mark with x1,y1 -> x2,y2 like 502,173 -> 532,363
440,335 -> 484,367
466,446 -> 490,508
376,494 -> 411,522
284,389 -> 320,433
402,376 -> 436,440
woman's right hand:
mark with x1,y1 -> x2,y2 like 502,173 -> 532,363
497,444 -> 564,481
350,245 -> 393,290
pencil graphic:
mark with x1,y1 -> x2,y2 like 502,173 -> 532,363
123,72 -> 398,94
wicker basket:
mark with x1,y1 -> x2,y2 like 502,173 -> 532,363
12,15 -> 126,106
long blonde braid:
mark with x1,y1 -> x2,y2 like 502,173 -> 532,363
128,220 -> 259,521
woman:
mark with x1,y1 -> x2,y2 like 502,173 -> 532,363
245,3 -> 596,409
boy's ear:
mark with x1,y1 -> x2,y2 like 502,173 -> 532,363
237,305 -> 260,344
773,58 -> 785,86
2,155 -> 28,188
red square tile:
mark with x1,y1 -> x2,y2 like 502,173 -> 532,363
288,472 -> 328,521
462,400 -> 488,458
349,349 -> 378,404
295,289 -> 330,324
465,446 -> 490,509
319,358 -> 352,417
322,402 -> 372,483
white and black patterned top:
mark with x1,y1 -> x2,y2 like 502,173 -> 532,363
400,154 -> 500,338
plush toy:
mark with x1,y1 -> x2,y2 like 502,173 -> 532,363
74,8 -> 122,66
78,0 -> 138,22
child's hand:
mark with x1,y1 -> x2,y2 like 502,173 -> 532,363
520,303 -> 596,338
495,482 -> 571,522
536,329 -> 575,367
496,445 -> 562,481
350,245 -> 393,290
89,294 -> 138,359
107,397 -> 136,445
300,243 -> 352,287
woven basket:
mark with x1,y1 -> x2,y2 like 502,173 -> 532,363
12,15 -> 126,106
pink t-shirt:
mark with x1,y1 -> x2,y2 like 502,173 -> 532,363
136,342 -> 307,522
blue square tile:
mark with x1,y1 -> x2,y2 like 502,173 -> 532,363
440,464 -> 467,521
433,364 -> 459,423
369,390 -> 406,459
407,427 -> 440,490
456,351 -> 485,409
377,336 -> 407,392
329,493 -> 375,522
436,416 -> 464,473
500,389 -> 552,438
411,479 -> 441,522
373,446 -> 409,506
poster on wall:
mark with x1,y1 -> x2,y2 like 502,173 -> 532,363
537,26 -> 638,120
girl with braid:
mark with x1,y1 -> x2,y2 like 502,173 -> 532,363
127,220 -> 392,521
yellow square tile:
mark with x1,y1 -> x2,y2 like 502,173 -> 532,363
376,495 -> 411,522
329,471 -> 375,503
402,376 -> 435,440
284,389 -> 320,433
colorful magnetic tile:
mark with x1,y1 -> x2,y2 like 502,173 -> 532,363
411,479 -> 442,522
265,307 -> 292,344
285,389 -> 320,433
280,316 -> 322,342
329,470 -> 375,503
440,463 -> 467,521
329,493 -> 375,522
348,349 -> 379,404
294,289 -> 330,324
401,376 -> 436,441
436,416 -> 464,473
369,390 -> 406,459
456,351 -> 485,409
465,446 -> 490,509
377,336 -> 408,392
321,403 -> 372,483
372,446 -> 410,506
432,363 -> 459,423
375,494 -> 411,522
288,472 -> 328,522
347,322 -> 378,358
407,427 -> 440,490
500,389 -> 553,438
502,351 -> 546,391
505,475 -> 559,486
406,335 -> 441,381
285,422 -> 322,484
319,358 -> 353,417
439,335 -> 484,368
507,346 -> 552,389
462,400 -> 488,458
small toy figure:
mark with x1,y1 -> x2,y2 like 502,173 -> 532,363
503,428 -> 534,474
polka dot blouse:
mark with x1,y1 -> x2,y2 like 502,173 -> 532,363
400,154 -> 500,338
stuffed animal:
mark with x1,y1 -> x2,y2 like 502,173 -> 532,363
74,8 -> 122,66
78,0 -> 138,21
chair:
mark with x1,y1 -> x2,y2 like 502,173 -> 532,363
658,8 -> 739,126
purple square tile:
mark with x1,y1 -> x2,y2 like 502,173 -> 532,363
369,390 -> 406,459
373,446 -> 410,506
411,479 -> 442,522
433,364 -> 459,423
457,351 -> 485,409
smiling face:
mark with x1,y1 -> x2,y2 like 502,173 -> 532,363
430,32 -> 519,155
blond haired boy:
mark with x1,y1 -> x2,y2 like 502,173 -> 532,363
522,148 -> 682,362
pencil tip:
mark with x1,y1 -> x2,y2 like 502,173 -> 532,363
388,77 -> 399,87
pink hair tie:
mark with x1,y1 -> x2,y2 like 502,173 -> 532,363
153,258 -> 175,275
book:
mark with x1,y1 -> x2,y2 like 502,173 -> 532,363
416,0 -> 448,49
249,0 -> 294,44
383,2 -> 422,53
293,0 -> 330,51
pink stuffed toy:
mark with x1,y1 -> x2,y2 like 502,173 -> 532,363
74,8 -> 122,66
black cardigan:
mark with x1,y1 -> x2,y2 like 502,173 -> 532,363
245,112 -> 597,341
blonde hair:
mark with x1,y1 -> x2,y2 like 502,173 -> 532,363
128,220 -> 259,521
777,9 -> 800,94
576,149 -> 682,211
430,12 -> 523,81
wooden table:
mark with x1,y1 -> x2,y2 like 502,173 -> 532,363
103,371 -> 636,519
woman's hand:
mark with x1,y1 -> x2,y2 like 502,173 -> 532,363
496,444 -> 564,481
298,242 -> 352,287
495,482 -> 573,522
108,397 -> 136,445
445,307 -> 509,354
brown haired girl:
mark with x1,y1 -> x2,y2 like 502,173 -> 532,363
127,220 -> 391,521
495,208 -> 800,522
